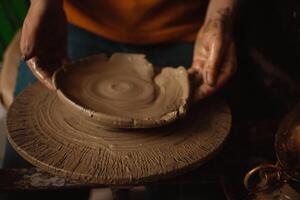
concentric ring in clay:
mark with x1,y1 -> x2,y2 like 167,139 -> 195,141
6,83 -> 231,184
53,53 -> 189,128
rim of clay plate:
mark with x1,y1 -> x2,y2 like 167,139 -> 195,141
52,54 -> 189,129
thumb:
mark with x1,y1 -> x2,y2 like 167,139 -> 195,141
27,57 -> 55,90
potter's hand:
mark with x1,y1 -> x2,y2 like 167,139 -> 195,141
188,0 -> 238,101
189,35 -> 236,101
20,0 -> 67,90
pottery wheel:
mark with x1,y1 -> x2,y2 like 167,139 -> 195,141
6,84 -> 231,185
54,53 -> 189,128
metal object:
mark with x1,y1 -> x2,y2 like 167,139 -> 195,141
244,164 -> 282,193
244,103 -> 300,198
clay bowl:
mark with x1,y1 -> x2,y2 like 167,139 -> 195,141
53,53 -> 189,129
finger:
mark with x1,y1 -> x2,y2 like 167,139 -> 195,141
20,6 -> 43,60
189,61 -> 203,74
191,54 -> 206,72
213,65 -> 232,91
192,83 -> 214,102
193,40 -> 209,63
214,42 -> 236,88
27,57 -> 55,90
21,3 -> 67,62
192,73 -> 227,102
228,42 -> 237,74
199,45 -> 209,58
189,59 -> 206,83
187,67 -> 196,75
20,24 -> 36,60
193,42 -> 236,102
204,34 -> 224,86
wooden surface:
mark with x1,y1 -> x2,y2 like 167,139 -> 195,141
6,83 -> 231,185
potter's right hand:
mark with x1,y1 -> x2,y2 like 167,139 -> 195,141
20,0 -> 67,90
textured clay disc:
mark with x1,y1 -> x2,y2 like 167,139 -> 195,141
6,84 -> 231,185
53,53 -> 189,128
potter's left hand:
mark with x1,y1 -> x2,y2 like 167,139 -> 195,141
188,6 -> 237,101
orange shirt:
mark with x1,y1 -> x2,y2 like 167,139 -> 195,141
63,0 -> 208,44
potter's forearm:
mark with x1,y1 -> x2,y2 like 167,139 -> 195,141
205,0 -> 238,24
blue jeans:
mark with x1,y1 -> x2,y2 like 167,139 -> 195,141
4,24 -> 194,168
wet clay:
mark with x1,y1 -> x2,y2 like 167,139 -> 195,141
53,53 -> 189,128
6,84 -> 231,184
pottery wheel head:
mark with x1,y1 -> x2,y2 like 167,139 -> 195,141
53,53 -> 190,128
6,84 -> 231,184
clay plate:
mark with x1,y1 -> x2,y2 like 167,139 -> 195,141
53,53 -> 189,128
6,83 -> 231,184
